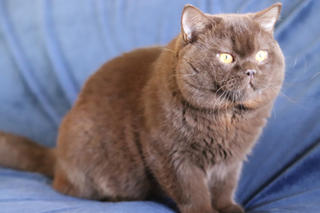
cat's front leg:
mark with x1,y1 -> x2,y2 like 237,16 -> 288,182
209,162 -> 244,213
150,156 -> 217,213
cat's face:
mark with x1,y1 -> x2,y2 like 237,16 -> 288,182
176,4 -> 285,109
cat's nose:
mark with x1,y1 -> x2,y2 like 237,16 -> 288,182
245,69 -> 256,77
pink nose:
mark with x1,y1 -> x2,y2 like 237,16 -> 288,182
246,69 -> 256,77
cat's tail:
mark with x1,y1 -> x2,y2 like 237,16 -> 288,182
0,131 -> 55,177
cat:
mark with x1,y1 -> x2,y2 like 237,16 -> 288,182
0,3 -> 285,213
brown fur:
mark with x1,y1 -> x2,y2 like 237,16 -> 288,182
0,3 -> 284,213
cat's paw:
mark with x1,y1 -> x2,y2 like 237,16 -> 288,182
218,203 -> 244,213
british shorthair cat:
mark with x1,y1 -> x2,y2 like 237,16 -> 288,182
0,3 -> 285,213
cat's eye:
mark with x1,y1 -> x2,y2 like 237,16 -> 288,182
218,53 -> 233,64
255,50 -> 268,62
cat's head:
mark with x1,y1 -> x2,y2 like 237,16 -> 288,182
175,3 -> 285,110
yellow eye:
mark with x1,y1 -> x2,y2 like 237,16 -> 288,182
255,50 -> 268,62
218,53 -> 233,64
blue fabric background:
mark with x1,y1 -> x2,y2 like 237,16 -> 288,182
0,0 -> 319,212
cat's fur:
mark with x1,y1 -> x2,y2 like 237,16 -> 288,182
0,3 -> 284,213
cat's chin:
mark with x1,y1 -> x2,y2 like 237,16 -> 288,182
221,79 -> 259,103
233,87 -> 267,108
228,86 -> 261,104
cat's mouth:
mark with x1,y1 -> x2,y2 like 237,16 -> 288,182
225,79 -> 259,102
248,80 -> 257,90
243,76 -> 257,91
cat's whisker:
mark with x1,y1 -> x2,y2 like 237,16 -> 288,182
215,85 -> 227,95
277,90 -> 297,104
215,90 -> 228,111
311,72 -> 320,80
181,73 -> 197,77
265,87 -> 298,105
162,48 -> 176,54
261,85 -> 298,104
168,71 -> 198,82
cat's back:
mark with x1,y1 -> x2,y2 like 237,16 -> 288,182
75,46 -> 162,111
59,46 -> 163,139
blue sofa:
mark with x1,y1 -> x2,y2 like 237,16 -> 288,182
1,0 -> 320,212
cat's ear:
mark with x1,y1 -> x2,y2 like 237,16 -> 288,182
253,3 -> 282,34
181,4 -> 211,42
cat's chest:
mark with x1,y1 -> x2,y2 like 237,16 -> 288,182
183,109 -> 242,140
176,108 -> 263,162
205,162 -> 229,182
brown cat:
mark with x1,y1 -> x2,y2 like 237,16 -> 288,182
0,3 -> 285,213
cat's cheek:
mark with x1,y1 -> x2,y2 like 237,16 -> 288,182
176,79 -> 203,108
